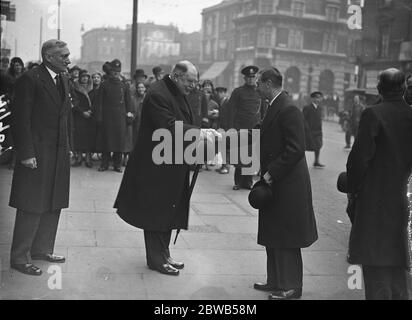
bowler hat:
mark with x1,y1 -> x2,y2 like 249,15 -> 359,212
337,172 -> 348,193
248,180 -> 273,210
241,65 -> 259,77
134,69 -> 147,80
110,59 -> 122,72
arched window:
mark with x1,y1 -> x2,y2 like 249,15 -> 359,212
318,70 -> 335,96
284,67 -> 301,94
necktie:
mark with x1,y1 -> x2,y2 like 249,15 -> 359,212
55,74 -> 64,100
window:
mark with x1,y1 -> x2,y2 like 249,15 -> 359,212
240,30 -> 250,47
303,30 -> 323,51
206,17 -> 213,35
277,0 -> 291,10
260,0 -> 273,13
337,36 -> 347,54
289,30 -> 302,50
204,40 -> 211,56
305,0 -> 325,15
326,6 -> 339,22
222,14 -> 228,31
258,26 -> 272,47
276,27 -> 289,47
379,25 -> 390,58
340,1 -> 347,19
323,33 -> 337,53
292,1 -> 305,17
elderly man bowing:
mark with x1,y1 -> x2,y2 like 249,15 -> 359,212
9,40 -> 72,275
114,61 -> 220,276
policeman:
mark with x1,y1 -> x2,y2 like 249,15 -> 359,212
226,65 -> 261,190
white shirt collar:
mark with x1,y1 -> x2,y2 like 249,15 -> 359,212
312,102 -> 318,109
269,90 -> 283,106
45,65 -> 58,83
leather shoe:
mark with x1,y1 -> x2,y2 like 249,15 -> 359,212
313,163 -> 325,168
268,288 -> 302,300
98,166 -> 108,172
11,263 -> 42,276
167,257 -> 184,270
233,185 -> 240,190
31,253 -> 66,263
148,263 -> 180,276
113,167 -> 123,173
253,282 -> 277,292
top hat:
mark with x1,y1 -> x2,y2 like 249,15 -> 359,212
241,65 -> 259,77
248,180 -> 273,210
109,59 -> 122,72
337,172 -> 348,194
134,69 -> 147,80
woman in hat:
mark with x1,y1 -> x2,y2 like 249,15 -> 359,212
89,72 -> 103,154
71,70 -> 96,167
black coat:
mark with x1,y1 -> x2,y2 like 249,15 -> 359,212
98,77 -> 133,152
114,76 -> 198,231
347,97 -> 412,267
303,103 -> 323,151
226,84 -> 261,130
72,85 -> 96,152
9,64 -> 71,214
258,92 -> 318,248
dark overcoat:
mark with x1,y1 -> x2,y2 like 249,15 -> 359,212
302,103 -> 323,151
72,85 -> 96,152
258,92 -> 318,248
347,97 -> 412,267
98,77 -> 133,152
114,76 -> 198,231
226,84 -> 261,130
9,64 -> 71,214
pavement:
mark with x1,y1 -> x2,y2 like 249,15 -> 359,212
0,121 -> 366,300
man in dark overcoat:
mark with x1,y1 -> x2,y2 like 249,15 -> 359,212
8,39 -> 72,275
98,59 -> 133,172
303,91 -> 325,168
253,67 -> 318,300
114,61 -> 220,276
346,68 -> 412,300
226,65 -> 262,190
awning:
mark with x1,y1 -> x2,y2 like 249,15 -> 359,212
200,61 -> 230,81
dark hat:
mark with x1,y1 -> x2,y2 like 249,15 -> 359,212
241,65 -> 259,77
110,59 -> 122,72
134,68 -> 147,80
215,87 -> 227,93
337,172 -> 348,194
102,61 -> 112,74
248,180 -> 273,210
310,91 -> 324,98
79,69 -> 91,78
69,65 -> 82,73
10,57 -> 24,66
152,66 -> 163,75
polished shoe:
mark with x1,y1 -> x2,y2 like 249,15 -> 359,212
253,282 -> 277,292
167,257 -> 184,270
148,263 -> 180,276
233,185 -> 240,191
313,163 -> 325,168
11,263 -> 42,276
113,167 -> 123,173
98,166 -> 108,172
268,288 -> 302,300
31,253 -> 66,263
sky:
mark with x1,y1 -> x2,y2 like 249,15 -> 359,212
1,0 -> 222,62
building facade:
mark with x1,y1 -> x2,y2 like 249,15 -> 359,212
353,0 -> 412,91
202,0 -> 357,101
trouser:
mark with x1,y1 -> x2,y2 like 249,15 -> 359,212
101,152 -> 122,169
144,230 -> 172,267
345,131 -> 352,147
266,247 -> 303,290
314,150 -> 321,164
362,265 -> 410,300
234,167 -> 253,188
10,209 -> 61,265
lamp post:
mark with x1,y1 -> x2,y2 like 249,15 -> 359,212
57,0 -> 61,40
131,0 -> 138,75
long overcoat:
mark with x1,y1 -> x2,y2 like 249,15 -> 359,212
347,97 -> 412,267
258,92 -> 318,248
72,85 -> 96,152
9,64 -> 71,214
114,76 -> 198,231
98,77 -> 133,153
302,103 -> 323,152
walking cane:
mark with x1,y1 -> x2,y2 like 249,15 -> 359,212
173,164 -> 202,245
